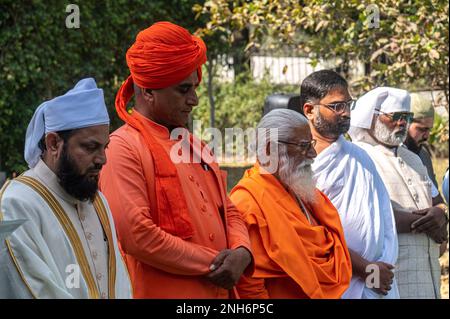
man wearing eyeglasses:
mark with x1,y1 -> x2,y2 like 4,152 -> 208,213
300,70 -> 399,299
349,87 -> 448,299
230,109 -> 352,298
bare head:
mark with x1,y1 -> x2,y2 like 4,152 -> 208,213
256,109 -> 317,203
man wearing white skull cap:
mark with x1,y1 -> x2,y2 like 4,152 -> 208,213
0,78 -> 132,299
349,87 -> 448,299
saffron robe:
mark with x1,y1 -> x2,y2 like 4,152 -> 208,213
230,164 -> 352,299
99,111 -> 252,298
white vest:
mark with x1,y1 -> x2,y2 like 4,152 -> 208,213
355,142 -> 440,299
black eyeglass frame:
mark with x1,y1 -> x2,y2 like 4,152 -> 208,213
314,99 -> 356,114
277,139 -> 317,154
375,110 -> 414,123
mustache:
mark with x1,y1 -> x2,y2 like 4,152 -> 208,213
299,159 -> 314,168
87,163 -> 103,173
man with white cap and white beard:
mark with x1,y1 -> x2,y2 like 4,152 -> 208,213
349,87 -> 448,299
0,78 -> 132,299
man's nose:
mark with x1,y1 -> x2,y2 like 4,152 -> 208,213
397,118 -> 407,127
307,145 -> 317,159
341,106 -> 351,118
187,90 -> 199,106
95,149 -> 107,166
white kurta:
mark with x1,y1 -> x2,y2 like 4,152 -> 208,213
0,160 -> 132,299
312,136 -> 399,299
352,135 -> 441,299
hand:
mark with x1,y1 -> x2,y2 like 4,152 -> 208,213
427,224 -> 448,244
206,247 -> 252,290
368,262 -> 395,296
411,206 -> 447,235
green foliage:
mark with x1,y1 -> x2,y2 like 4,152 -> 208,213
192,72 -> 297,133
429,113 -> 449,158
0,0 -> 205,173
197,0 -> 449,95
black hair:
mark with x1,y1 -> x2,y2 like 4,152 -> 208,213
298,69 -> 348,115
38,129 -> 75,152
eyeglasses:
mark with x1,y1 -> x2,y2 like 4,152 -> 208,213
278,139 -> 317,154
315,99 -> 356,114
375,110 -> 414,123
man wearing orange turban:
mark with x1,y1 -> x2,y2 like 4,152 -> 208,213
99,21 -> 253,298
230,109 -> 352,299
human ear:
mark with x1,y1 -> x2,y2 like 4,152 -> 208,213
303,103 -> 315,121
142,88 -> 154,104
45,132 -> 63,158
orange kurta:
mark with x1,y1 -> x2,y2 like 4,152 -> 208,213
230,165 -> 352,299
99,110 -> 252,298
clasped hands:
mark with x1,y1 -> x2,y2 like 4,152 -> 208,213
206,247 -> 252,290
411,205 -> 448,244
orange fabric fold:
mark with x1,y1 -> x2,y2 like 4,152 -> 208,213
114,22 -> 207,239
230,165 -> 352,299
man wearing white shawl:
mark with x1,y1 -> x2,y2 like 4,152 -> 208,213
299,70 -> 399,299
349,86 -> 448,299
0,78 -> 132,299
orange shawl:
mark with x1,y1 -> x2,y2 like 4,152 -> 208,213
230,165 -> 352,298
115,22 -> 207,239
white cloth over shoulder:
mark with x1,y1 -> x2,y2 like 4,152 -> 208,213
312,136 -> 399,299
350,87 -> 410,130
24,78 -> 110,168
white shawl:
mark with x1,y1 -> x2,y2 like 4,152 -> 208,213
312,136 -> 399,299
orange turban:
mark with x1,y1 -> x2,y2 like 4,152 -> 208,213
114,22 -> 208,239
126,21 -> 207,90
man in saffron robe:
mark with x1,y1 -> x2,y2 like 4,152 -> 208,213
99,21 -> 253,298
230,109 -> 352,299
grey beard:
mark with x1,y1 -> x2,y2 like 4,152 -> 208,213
278,155 -> 317,204
373,118 -> 407,146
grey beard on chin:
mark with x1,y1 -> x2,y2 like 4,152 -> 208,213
373,118 -> 407,146
278,157 -> 317,204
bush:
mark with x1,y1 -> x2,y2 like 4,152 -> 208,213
0,0 -> 204,174
192,72 -> 297,133
429,113 -> 449,158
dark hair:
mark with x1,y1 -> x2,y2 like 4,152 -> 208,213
38,129 -> 75,152
298,69 -> 348,115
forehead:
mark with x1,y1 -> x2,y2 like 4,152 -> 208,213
176,70 -> 199,86
320,87 -> 351,102
68,124 -> 109,142
413,117 -> 434,127
290,123 -> 312,141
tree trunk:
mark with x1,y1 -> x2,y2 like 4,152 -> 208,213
207,60 -> 216,128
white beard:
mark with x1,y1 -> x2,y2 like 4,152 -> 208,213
278,155 -> 317,204
373,118 -> 408,146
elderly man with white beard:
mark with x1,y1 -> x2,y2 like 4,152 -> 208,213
230,109 -> 352,299
349,87 -> 448,299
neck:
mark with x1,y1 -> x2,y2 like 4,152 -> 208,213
134,105 -> 181,132
42,154 -> 58,176
309,123 -> 337,155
